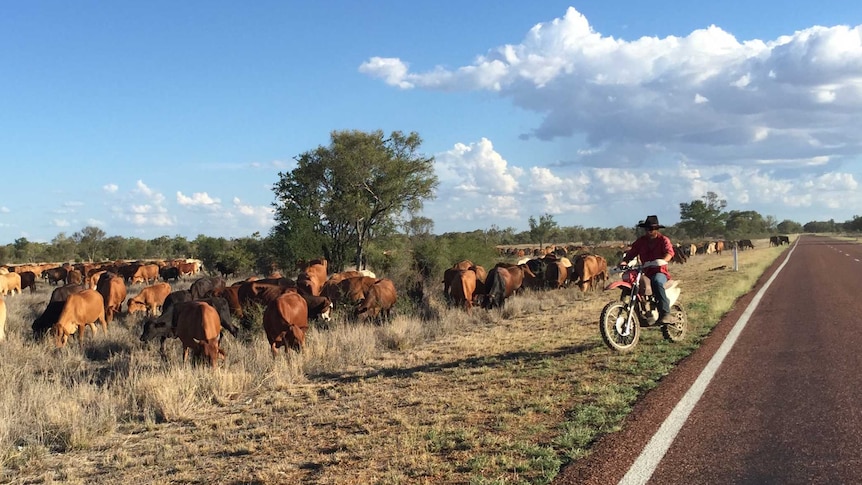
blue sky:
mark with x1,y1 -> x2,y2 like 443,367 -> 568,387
3,2 -> 862,244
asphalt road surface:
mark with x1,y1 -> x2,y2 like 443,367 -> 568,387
555,235 -> 862,485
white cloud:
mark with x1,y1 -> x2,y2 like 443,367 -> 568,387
52,219 -> 70,227
177,191 -> 221,207
232,197 -> 275,227
363,7 -> 862,177
0,206 -> 10,213
103,184 -> 118,193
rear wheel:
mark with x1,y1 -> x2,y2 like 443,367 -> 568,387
661,303 -> 687,342
599,301 -> 640,352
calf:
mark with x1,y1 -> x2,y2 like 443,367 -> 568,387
127,282 -> 172,315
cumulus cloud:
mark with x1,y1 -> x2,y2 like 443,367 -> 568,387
231,197 -> 275,227
368,7 -> 862,229
103,184 -> 118,193
362,7 -> 862,173
0,206 -> 9,213
177,191 -> 221,208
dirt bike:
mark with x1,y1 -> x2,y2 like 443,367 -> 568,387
599,260 -> 688,352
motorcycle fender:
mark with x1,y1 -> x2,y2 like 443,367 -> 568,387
604,280 -> 632,292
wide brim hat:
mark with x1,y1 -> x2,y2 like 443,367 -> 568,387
637,215 -> 665,229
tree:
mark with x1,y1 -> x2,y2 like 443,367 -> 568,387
73,226 -> 106,262
725,210 -> 769,237
271,130 -> 438,271
678,192 -> 727,238
528,213 -> 558,250
776,219 -> 803,234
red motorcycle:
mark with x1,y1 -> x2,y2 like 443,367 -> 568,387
599,260 -> 687,352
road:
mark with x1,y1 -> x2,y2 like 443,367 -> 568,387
555,235 -> 862,484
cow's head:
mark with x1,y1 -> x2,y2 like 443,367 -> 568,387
127,298 -> 146,314
140,319 -> 171,342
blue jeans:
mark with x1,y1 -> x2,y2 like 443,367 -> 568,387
649,272 -> 671,315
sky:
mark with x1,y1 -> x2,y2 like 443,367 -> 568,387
3,1 -> 862,244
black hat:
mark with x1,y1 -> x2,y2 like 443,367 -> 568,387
637,215 -> 665,229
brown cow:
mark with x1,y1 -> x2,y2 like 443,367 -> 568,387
322,275 -> 376,307
213,284 -> 243,318
296,258 -> 328,296
52,289 -> 107,348
355,278 -> 397,323
32,284 -> 87,337
0,272 -> 22,296
127,282 -> 172,315
131,263 -> 159,285
88,270 -> 106,290
572,254 -> 603,292
140,301 -> 225,366
442,260 -> 475,298
263,291 -> 309,355
448,269 -> 477,313
97,272 -> 127,323
176,262 -> 196,277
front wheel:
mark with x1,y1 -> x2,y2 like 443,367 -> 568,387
661,303 -> 688,342
599,301 -> 640,352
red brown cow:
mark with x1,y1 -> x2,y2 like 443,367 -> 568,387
127,282 -> 172,315
131,264 -> 159,285
213,285 -> 243,318
97,272 -> 127,323
572,254 -> 604,292
355,278 -> 397,323
296,258 -> 328,296
263,291 -> 309,355
52,289 -> 107,348
140,301 -> 225,366
448,269 -> 478,313
32,284 -> 87,337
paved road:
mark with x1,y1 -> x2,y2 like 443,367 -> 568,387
556,235 -> 862,484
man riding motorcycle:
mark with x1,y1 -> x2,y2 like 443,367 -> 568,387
617,215 -> 678,325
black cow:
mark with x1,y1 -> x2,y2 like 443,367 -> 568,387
189,276 -> 226,300
41,267 -> 68,286
738,239 -> 755,251
159,266 -> 180,282
779,235 -> 790,245
142,291 -> 238,356
19,270 -> 37,293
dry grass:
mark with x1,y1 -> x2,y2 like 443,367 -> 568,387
0,240 -> 792,484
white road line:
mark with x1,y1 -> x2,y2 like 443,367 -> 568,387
619,239 -> 799,485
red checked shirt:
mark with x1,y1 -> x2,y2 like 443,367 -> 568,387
622,233 -> 675,278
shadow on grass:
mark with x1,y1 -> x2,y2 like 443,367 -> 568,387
310,341 -> 603,384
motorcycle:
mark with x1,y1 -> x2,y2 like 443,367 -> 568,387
598,260 -> 688,352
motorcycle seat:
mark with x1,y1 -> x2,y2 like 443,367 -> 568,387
664,280 -> 680,290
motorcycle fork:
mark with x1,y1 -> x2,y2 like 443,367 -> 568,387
618,283 -> 639,337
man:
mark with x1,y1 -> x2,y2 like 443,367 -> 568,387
618,215 -> 677,324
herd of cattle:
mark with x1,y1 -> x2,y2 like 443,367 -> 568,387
442,253 -> 610,313
0,234 -> 790,365
0,257 -> 396,367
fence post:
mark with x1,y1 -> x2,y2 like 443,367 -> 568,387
733,246 -> 739,271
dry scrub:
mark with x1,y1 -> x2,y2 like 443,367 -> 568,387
0,240 -> 790,484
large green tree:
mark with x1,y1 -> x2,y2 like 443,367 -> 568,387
725,210 -> 769,237
528,213 -> 558,249
678,192 -> 728,238
72,226 -> 106,262
271,129 -> 438,271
